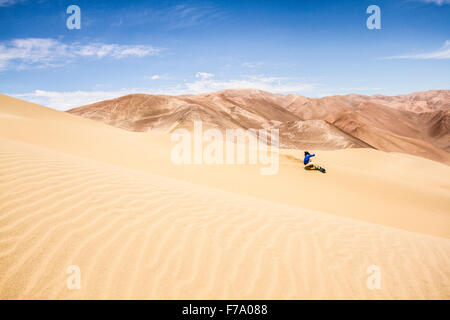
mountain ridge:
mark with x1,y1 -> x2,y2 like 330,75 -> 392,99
67,89 -> 450,164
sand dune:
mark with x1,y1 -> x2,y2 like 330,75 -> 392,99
1,94 -> 450,299
68,89 -> 450,164
1,137 -> 449,299
2,95 -> 449,237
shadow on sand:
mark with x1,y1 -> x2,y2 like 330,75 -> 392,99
304,164 -> 326,173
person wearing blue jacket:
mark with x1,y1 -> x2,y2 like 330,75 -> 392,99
304,151 -> 326,173
304,151 -> 315,165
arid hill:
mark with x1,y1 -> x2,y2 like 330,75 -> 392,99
68,89 -> 450,164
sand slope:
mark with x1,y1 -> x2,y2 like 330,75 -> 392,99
1,137 -> 449,299
1,95 -> 449,237
1,94 -> 450,299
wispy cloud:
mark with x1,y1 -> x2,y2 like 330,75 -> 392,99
114,3 -> 226,30
162,3 -> 226,29
75,43 -> 159,58
14,86 -> 193,110
15,89 -> 137,110
381,40 -> 450,60
420,0 -> 450,5
195,72 -> 214,80
241,62 -> 264,68
185,73 -> 317,94
0,38 -> 162,71
0,0 -> 23,7
13,73 -> 318,110
145,74 -> 171,80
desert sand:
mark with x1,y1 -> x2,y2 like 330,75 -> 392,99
0,94 -> 449,299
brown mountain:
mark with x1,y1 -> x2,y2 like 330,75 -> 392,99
67,89 -> 450,164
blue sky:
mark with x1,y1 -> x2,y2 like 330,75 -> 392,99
0,0 -> 449,110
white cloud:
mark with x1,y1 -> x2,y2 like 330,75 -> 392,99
75,43 -> 158,58
186,74 -> 316,94
242,62 -> 264,68
108,3 -> 226,31
382,40 -> 450,60
0,0 -> 23,7
145,74 -> 171,80
421,0 -> 450,5
12,73 -> 318,110
14,87 -> 188,110
164,4 -> 226,29
14,89 -> 138,110
0,38 -> 162,71
195,72 -> 215,79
